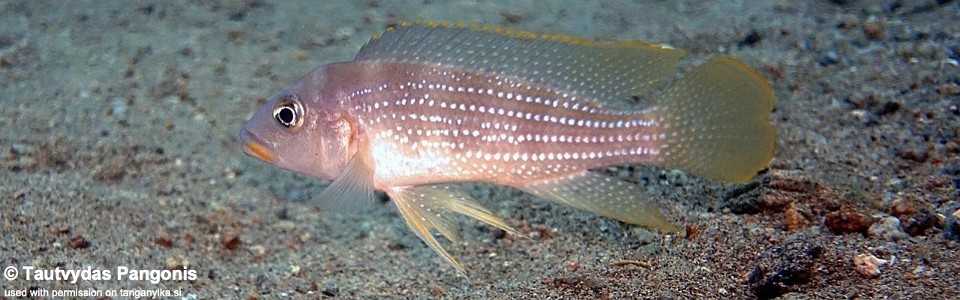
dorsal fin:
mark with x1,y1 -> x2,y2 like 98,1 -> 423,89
355,20 -> 686,104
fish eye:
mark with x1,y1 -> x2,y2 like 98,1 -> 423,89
273,95 -> 303,129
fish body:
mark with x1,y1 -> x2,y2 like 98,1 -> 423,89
329,61 -> 666,187
239,21 -> 776,273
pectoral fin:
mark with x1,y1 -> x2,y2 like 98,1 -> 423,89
312,153 -> 379,213
386,185 -> 520,275
518,172 -> 682,232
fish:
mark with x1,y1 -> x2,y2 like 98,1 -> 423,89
239,20 -> 776,274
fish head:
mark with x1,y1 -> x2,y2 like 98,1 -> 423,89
238,67 -> 352,181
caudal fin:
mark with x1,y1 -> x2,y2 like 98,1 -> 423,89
655,56 -> 776,183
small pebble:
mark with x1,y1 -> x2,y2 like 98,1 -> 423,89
220,230 -> 242,250
155,236 -> 175,248
862,22 -> 884,40
944,211 -> 960,242
937,83 -> 960,96
902,210 -> 939,236
784,204 -> 806,231
166,255 -> 189,269
431,286 -> 445,297
853,253 -> 888,277
889,199 -> 916,218
897,146 -> 928,163
290,265 -> 301,276
868,216 -> 907,241
68,236 -> 91,249
528,230 -> 542,240
820,50 -> 840,66
10,143 -> 29,155
911,265 -> 930,278
110,97 -> 128,119
825,205 -> 873,234
748,239 -> 822,298
565,261 -> 580,272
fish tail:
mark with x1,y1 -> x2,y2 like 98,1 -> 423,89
654,56 -> 776,183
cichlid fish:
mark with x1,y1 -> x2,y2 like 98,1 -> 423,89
239,20 -> 775,273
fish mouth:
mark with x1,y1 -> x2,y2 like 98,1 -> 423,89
239,129 -> 275,163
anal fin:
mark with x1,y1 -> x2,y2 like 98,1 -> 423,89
385,185 -> 520,275
518,172 -> 682,232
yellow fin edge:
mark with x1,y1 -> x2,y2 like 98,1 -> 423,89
365,19 -> 674,51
